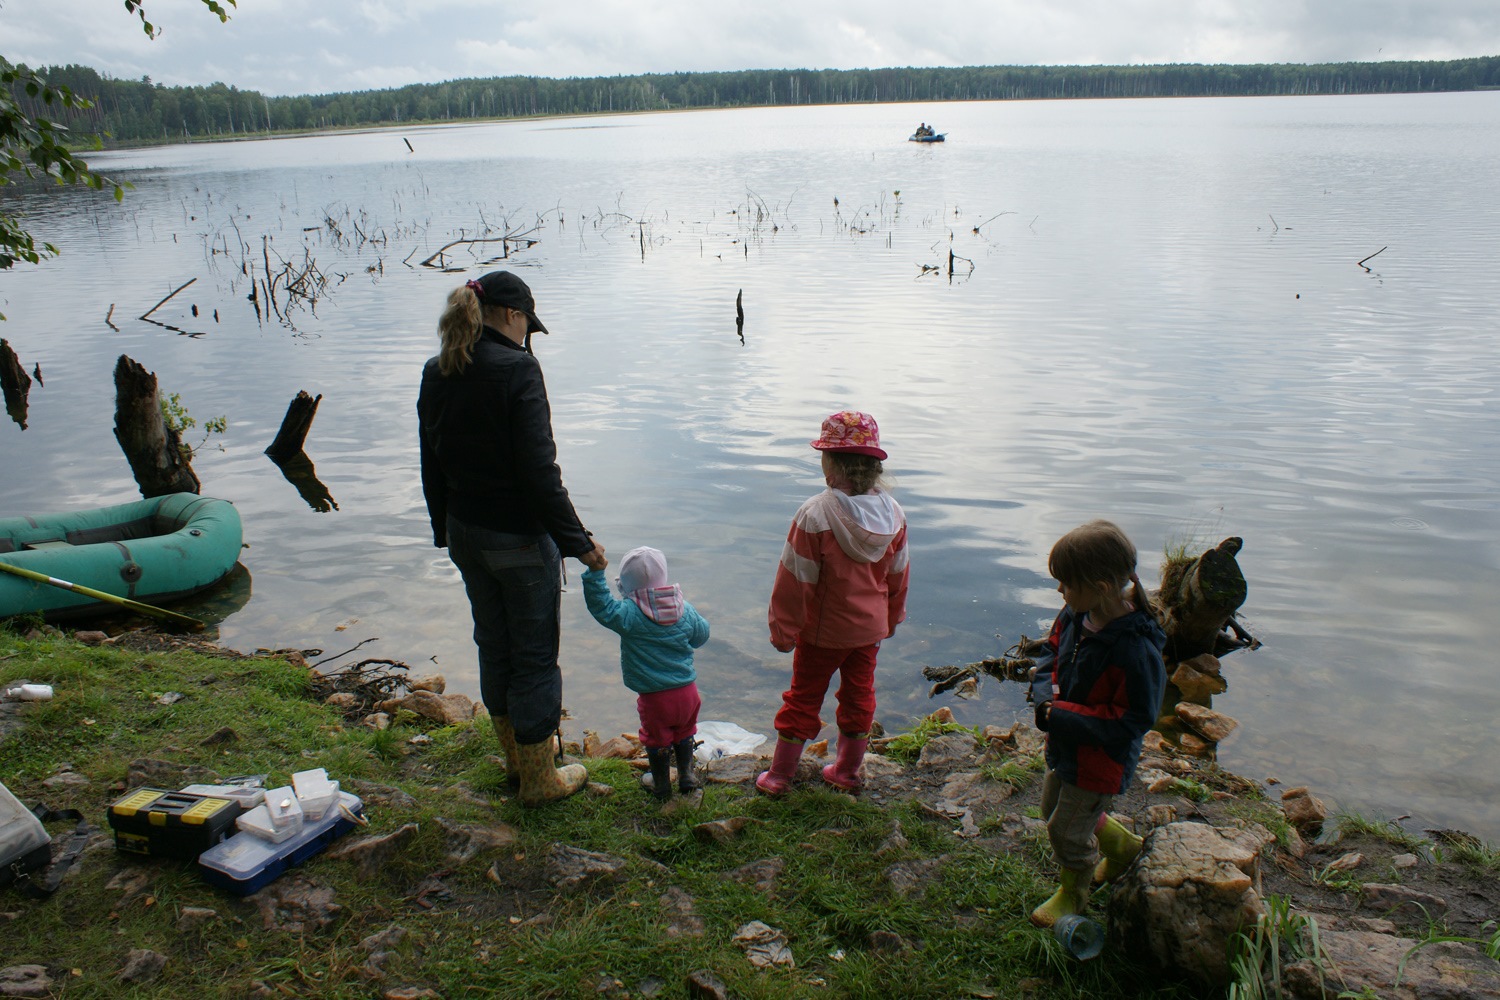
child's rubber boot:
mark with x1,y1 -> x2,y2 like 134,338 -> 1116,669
755,736 -> 805,796
1029,867 -> 1090,928
673,738 -> 702,793
820,732 -> 869,793
489,714 -> 521,792
514,738 -> 588,806
1093,814 -> 1144,884
641,746 -> 674,802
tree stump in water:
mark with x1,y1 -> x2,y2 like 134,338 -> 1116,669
113,354 -> 200,498
0,339 -> 31,429
264,390 -> 322,461
1153,536 -> 1249,662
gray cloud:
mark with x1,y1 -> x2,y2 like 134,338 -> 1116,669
2,0 -> 1497,96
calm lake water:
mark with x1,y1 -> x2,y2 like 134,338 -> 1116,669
3,93 -> 1498,838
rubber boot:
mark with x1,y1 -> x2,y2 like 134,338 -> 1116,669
820,732 -> 869,792
755,736 -> 805,796
674,738 -> 701,793
489,714 -> 521,792
1092,814 -> 1144,884
641,746 -> 674,802
514,738 -> 588,806
1029,867 -> 1090,928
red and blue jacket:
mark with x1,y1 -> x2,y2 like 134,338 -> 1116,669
1029,606 -> 1166,795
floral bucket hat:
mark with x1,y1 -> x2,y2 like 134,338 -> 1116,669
810,410 -> 887,460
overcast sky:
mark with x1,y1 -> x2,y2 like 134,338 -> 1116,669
4,0 -> 1498,97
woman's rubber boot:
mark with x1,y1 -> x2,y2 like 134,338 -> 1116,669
1093,815 -> 1144,884
755,737 -> 805,796
641,746 -> 674,802
514,738 -> 588,806
673,738 -> 702,794
1029,867 -> 1090,928
490,715 -> 521,792
821,732 -> 869,793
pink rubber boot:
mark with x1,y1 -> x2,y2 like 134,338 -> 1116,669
821,732 -> 869,792
755,736 -> 805,796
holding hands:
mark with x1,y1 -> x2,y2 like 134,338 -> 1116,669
580,540 -> 608,572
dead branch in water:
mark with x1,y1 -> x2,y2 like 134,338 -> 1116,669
1357,246 -> 1388,270
1,338 -> 32,429
419,226 -> 540,268
140,278 -> 197,321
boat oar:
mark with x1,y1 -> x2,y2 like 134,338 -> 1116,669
0,561 -> 205,632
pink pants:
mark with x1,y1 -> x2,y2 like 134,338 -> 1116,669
636,681 -> 701,748
772,642 -> 879,741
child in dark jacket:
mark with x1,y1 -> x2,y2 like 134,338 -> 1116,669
1027,520 -> 1166,928
583,546 -> 710,801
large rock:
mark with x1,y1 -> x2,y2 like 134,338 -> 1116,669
916,733 -> 980,769
1171,655 -> 1228,702
1280,786 -> 1328,833
377,690 -> 477,726
1175,703 -> 1239,743
0,966 -> 51,998
1108,821 -> 1274,987
1285,925 -> 1500,1000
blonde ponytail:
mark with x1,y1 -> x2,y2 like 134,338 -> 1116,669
437,285 -> 484,376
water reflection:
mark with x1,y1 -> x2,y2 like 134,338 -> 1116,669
1,94 -> 1498,837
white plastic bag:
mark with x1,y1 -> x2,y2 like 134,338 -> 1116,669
694,721 -> 767,762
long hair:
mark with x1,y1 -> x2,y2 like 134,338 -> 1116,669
1048,519 -> 1150,612
436,284 -> 483,376
825,452 -> 886,496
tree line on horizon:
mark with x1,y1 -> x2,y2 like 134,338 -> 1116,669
11,56 -> 1500,144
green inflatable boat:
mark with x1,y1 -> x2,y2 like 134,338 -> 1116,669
0,493 -> 243,621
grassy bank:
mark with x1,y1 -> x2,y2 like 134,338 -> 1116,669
0,627 -> 1187,998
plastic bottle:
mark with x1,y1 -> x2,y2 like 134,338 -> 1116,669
1052,913 -> 1105,960
3,684 -> 54,701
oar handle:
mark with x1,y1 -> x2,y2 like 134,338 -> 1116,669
0,560 -> 205,631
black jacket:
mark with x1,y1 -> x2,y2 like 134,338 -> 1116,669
418,328 -> 592,556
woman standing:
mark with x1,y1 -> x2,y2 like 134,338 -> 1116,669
418,270 -> 607,805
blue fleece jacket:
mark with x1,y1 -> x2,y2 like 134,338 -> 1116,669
1029,606 -> 1167,795
582,568 -> 710,694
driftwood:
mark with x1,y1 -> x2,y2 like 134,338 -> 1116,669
735,289 -> 745,345
1155,537 -> 1252,662
113,354 -> 200,498
264,390 -> 322,460
1,338 -> 31,429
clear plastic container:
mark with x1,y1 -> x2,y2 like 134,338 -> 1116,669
291,769 -> 339,820
1052,913 -> 1105,960
180,783 -> 266,809
262,787 -> 303,830
235,804 -> 301,844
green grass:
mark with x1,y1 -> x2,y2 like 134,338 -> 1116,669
1332,810 -> 1430,852
1,629 -> 1183,998
880,714 -> 982,764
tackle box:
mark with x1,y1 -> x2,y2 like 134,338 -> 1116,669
107,787 -> 242,859
197,791 -> 364,895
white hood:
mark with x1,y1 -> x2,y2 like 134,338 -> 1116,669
822,488 -> 903,564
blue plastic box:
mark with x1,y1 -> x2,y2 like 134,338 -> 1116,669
197,791 -> 364,895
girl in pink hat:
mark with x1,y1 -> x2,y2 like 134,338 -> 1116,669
757,411 -> 910,796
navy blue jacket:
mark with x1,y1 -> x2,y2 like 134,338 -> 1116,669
418,328 -> 592,556
1029,606 -> 1167,795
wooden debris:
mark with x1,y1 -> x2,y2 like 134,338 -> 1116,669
113,354 -> 200,498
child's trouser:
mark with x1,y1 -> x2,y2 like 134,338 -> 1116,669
1040,769 -> 1113,871
772,642 -> 878,741
636,681 -> 701,749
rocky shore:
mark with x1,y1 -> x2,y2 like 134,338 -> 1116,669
2,627 -> 1498,998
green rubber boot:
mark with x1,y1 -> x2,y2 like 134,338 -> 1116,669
1093,815 -> 1144,884
1029,867 -> 1090,928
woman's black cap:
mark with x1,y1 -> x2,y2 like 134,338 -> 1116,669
470,270 -> 548,335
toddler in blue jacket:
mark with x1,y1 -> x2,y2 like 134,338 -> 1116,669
583,546 -> 710,801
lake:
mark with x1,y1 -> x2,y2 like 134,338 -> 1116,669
2,92 -> 1498,839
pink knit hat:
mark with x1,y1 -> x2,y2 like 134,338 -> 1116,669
810,410 -> 887,460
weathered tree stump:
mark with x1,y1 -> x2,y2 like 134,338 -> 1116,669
113,354 -> 200,498
264,390 -> 322,460
1154,537 -> 1249,662
1,338 -> 31,429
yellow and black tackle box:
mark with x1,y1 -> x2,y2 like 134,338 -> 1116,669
107,787 -> 241,859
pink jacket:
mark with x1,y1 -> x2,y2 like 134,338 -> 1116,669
768,488 -> 909,651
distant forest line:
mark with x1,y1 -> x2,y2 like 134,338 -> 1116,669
14,56 -> 1500,144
